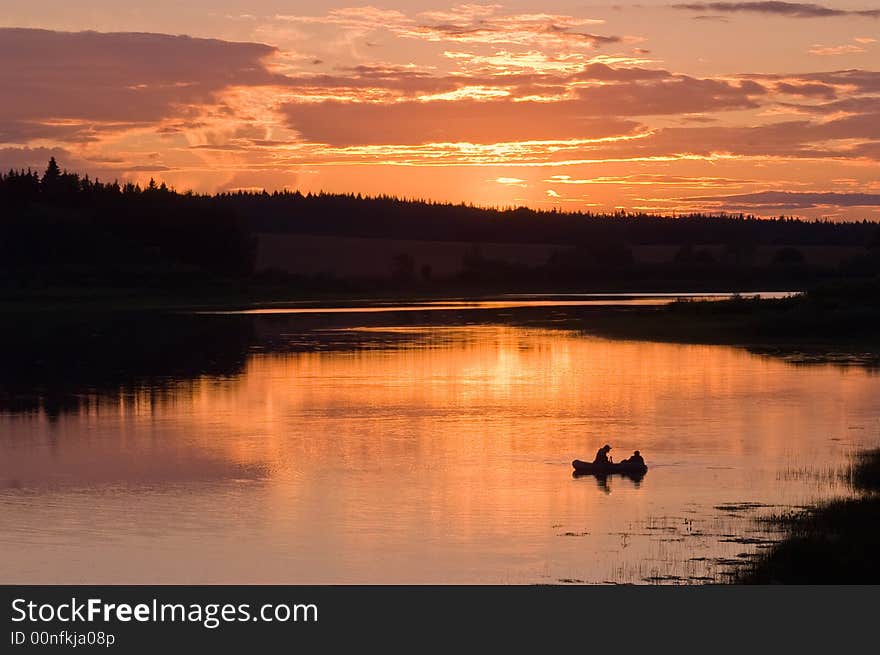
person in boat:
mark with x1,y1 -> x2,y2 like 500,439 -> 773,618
593,444 -> 613,465
621,450 -> 645,467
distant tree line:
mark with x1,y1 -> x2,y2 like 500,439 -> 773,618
1,159 -> 255,287
2,160 -> 878,292
219,189 -> 880,248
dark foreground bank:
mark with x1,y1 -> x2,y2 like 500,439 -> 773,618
737,449 -> 880,584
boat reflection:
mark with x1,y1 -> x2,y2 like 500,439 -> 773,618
572,468 -> 647,493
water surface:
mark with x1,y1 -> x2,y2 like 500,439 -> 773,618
1,301 -> 877,584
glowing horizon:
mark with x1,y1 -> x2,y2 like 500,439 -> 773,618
1,2 -> 879,220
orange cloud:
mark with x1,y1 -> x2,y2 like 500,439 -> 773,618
0,14 -> 878,220
0,28 -> 281,142
809,43 -> 866,56
275,4 -> 620,50
279,76 -> 764,146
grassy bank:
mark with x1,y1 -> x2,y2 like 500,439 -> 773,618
614,281 -> 876,340
737,450 -> 880,584
531,280 -> 880,367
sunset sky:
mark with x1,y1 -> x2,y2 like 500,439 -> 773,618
1,1 -> 879,219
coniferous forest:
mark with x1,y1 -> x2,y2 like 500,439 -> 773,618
2,159 -> 879,294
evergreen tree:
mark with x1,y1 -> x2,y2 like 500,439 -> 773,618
42,157 -> 62,195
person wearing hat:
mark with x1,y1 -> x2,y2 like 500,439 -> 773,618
593,444 -> 612,465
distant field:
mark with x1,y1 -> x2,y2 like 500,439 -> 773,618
255,233 -> 560,277
631,244 -> 865,266
256,233 -> 866,278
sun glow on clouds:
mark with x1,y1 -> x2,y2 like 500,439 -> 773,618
494,177 -> 527,186
417,86 -> 511,101
0,2 -> 879,220
807,35 -> 877,57
444,50 -> 657,76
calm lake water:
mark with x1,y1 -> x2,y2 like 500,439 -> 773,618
1,297 -> 878,584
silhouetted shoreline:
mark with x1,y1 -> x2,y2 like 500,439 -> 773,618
737,450 -> 880,584
558,283 -> 880,355
3,160 -> 879,303
4,283 -> 879,361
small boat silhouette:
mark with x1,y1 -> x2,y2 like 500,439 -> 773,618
571,459 -> 648,476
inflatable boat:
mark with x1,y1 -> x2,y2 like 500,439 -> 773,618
571,459 -> 648,475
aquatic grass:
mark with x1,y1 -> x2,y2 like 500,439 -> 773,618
738,498 -> 880,584
737,449 -> 880,583
850,448 -> 880,493
564,510 -> 789,585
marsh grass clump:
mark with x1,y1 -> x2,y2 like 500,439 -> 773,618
739,499 -> 880,584
851,449 -> 880,494
738,449 -> 880,584
666,281 -> 880,343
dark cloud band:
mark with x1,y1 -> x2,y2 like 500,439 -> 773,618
685,191 -> 880,209
671,2 -> 880,18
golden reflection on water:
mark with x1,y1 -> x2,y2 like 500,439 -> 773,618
200,292 -> 794,315
1,325 -> 878,584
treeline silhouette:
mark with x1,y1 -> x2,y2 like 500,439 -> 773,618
2,159 -> 879,293
225,190 -> 879,248
1,159 -> 255,288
